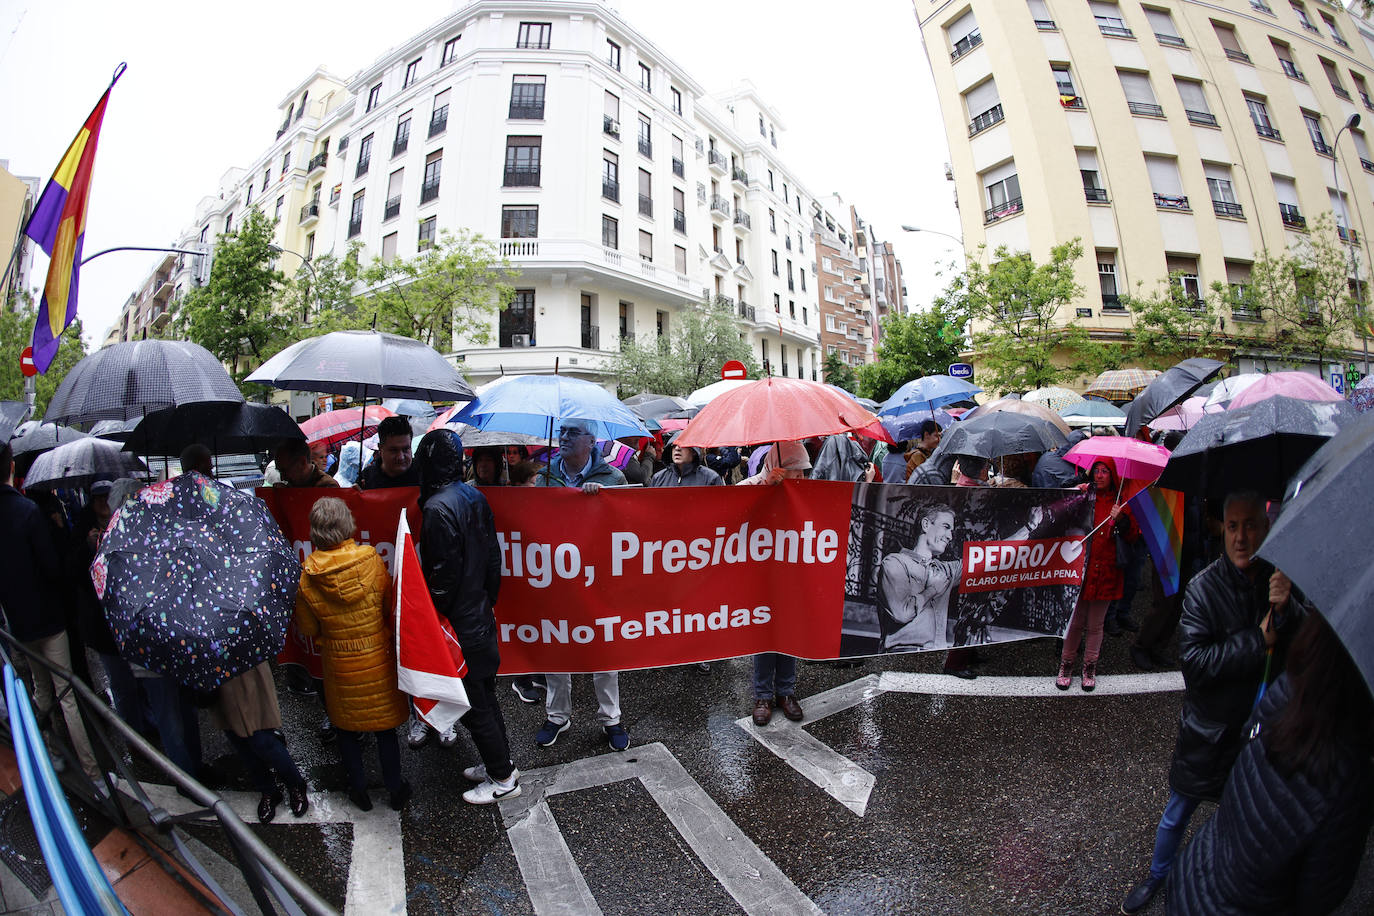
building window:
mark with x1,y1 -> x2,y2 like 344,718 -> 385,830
1206,163 -> 1242,217
1246,95 -> 1280,139
442,36 -> 461,66
602,215 -> 619,249
501,205 -> 538,238
639,62 -> 651,92
671,87 -> 682,115
602,151 -> 619,201
1214,23 -> 1250,62
504,136 -> 541,186
501,290 -> 535,346
381,232 -> 398,263
657,310 -> 667,337
1291,2 -> 1317,32
1052,64 -> 1080,107
275,196 -> 284,221
607,40 -> 620,70
1146,155 -> 1189,209
782,182 -> 789,203
1304,111 -> 1333,154
638,114 -> 652,157
510,75 -> 546,119
1145,7 -> 1184,45
1168,255 -> 1203,304
771,250 -> 779,275
421,150 -> 442,203
768,170 -> 775,190
366,83 -> 382,112
1119,70 -> 1162,117
394,115 -> 411,156
1175,79 -> 1216,126
225,213 -> 233,234
385,169 -> 403,219
245,185 -> 253,206
1098,252 -> 1121,308
305,232 -> 315,260
673,187 -> 686,233
674,245 -> 687,274
430,90 -> 450,137
620,301 -> 634,340
348,191 -> 364,238
965,78 -> 1003,135
769,209 -> 777,233
356,133 -> 373,177
639,229 -> 653,262
517,22 -> 551,49
262,168 -> 270,192
281,152 -> 291,176
671,134 -> 684,176
403,58 -> 421,89
947,9 -> 982,60
983,162 -> 1023,221
1078,149 -> 1108,201
638,169 -> 652,217
418,215 -> 436,248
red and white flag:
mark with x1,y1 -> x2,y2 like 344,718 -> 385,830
394,511 -> 470,731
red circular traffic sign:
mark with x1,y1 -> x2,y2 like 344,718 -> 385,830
720,360 -> 747,380
20,346 -> 36,378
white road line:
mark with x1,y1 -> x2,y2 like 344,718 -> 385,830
131,781 -> 407,915
500,742 -> 821,916
736,670 -> 1186,818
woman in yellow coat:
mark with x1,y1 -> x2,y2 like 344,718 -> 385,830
294,497 -> 411,811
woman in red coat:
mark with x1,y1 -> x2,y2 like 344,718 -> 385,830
1056,460 -> 1139,691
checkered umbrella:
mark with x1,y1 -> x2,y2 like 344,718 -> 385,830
1082,368 -> 1161,403
44,340 -> 243,426
1022,387 -> 1085,412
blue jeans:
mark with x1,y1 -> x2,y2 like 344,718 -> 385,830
752,654 -> 797,700
1148,789 -> 1201,881
143,676 -> 202,777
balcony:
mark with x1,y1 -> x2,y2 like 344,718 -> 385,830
495,237 -> 697,297
1035,19 -> 1057,30
734,211 -> 751,231
392,136 -> 409,157
1213,199 -> 1245,219
509,101 -> 544,120
1361,157 -> 1374,173
1363,92 -> 1374,112
355,157 -> 371,179
1333,86 -> 1353,101
984,197 -> 1024,224
581,324 -> 600,350
1231,306 -> 1263,321
738,301 -> 755,322
429,106 -> 448,138
672,157 -> 684,178
1301,22 -> 1320,34
707,149 -> 728,173
329,186 -> 341,205
1255,122 -> 1283,141
602,178 -> 619,202
968,104 -> 1004,136
1084,186 -> 1109,203
504,167 -> 540,187
604,116 -> 620,138
950,30 -> 983,61
1156,34 -> 1186,48
1154,193 -> 1191,211
710,195 -> 730,218
1186,109 -> 1219,127
1312,138 -> 1335,157
1128,101 -> 1165,118
638,137 -> 652,158
1224,48 -> 1252,64
1339,225 -> 1360,245
1280,60 -> 1305,81
348,217 -> 363,238
307,151 -> 328,173
1280,205 -> 1307,229
1101,294 -> 1127,312
713,294 -> 735,311
673,210 -> 686,233
421,179 -> 441,204
1096,18 -> 1134,39
638,194 -> 652,217
1060,95 -> 1085,110
299,201 -> 320,224
384,196 -> 401,220
1250,1 -> 1274,12
732,166 -> 749,185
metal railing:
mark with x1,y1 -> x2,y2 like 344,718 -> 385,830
1339,225 -> 1360,244
734,211 -> 751,230
348,217 -> 363,238
1213,199 -> 1245,218
950,30 -> 983,61
984,198 -> 1024,223
429,107 -> 448,138
1280,204 -> 1306,229
1186,109 -> 1219,127
671,157 -> 684,178
420,179 -> 441,203
1128,101 -> 1165,118
710,195 -> 730,216
1154,193 -> 1190,211
581,324 -> 600,349
673,210 -> 686,233
1255,122 -> 1283,141
1280,59 -> 1306,81
509,102 -> 544,119
307,152 -> 328,173
1225,48 -> 1252,63
739,301 -> 755,321
392,136 -> 409,157
968,104 -> 1004,136
707,149 -> 727,171
1096,19 -> 1134,39
732,166 -> 749,185
638,138 -> 653,158
1312,138 -> 1335,156
602,177 -> 619,201
299,202 -> 320,224
1035,19 -> 1057,30
385,195 -> 402,220
1156,33 -> 1186,48
1061,95 -> 1085,110
355,157 -> 370,179
603,116 -> 620,138
638,194 -> 653,217
504,167 -> 540,187
1084,187 -> 1109,203
0,630 -> 337,916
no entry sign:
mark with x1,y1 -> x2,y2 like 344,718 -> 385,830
721,360 -> 747,380
20,346 -> 36,378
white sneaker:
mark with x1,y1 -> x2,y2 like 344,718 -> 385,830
463,763 -> 519,783
462,776 -> 521,805
406,717 -> 431,748
438,723 -> 460,748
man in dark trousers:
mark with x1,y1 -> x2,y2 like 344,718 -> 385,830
413,429 -> 519,804
1121,490 -> 1304,914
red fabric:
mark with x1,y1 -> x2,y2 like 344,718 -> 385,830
393,512 -> 470,731
1080,491 -> 1140,602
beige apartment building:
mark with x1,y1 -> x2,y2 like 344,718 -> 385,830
915,0 -> 1374,379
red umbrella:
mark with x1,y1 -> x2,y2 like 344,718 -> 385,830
674,377 -> 895,448
299,405 -> 396,447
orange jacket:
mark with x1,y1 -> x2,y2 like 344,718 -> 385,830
293,540 -> 408,732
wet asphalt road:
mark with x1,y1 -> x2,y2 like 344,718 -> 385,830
174,598 -> 1374,916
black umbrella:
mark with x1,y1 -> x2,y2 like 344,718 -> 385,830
44,339 -> 243,426
124,402 -> 304,457
1124,357 -> 1225,435
92,472 -> 301,691
90,418 -> 141,442
8,420 -> 86,456
245,330 -> 475,402
1256,413 -> 1374,697
0,401 -> 29,444
1156,395 -> 1354,499
936,410 -> 1068,461
623,393 -> 696,421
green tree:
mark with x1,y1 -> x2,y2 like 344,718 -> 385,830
0,294 -> 88,416
949,239 -> 1112,394
609,297 -> 760,397
1124,273 -> 1233,369
856,304 -> 966,402
176,209 -> 290,386
821,350 -> 858,393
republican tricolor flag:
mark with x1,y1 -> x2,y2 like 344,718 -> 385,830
394,511 -> 470,731
24,66 -> 123,374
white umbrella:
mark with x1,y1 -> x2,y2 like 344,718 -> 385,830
1203,373 -> 1265,411
685,378 -> 752,407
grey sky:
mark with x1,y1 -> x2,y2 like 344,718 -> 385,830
0,0 -> 959,348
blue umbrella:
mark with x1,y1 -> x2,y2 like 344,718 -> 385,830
448,375 -> 650,441
879,376 -> 982,418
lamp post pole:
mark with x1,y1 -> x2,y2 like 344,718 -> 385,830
900,225 -> 966,248
1331,112 -> 1370,377
268,245 -> 320,323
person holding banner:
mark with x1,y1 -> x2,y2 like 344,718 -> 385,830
293,497 -> 412,812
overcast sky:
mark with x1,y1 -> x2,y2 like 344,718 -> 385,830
0,0 -> 960,347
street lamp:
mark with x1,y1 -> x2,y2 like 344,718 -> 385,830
269,245 -> 320,323
1330,111 -> 1370,376
901,225 -> 965,248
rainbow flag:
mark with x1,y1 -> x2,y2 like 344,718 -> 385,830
24,69 -> 123,374
1128,486 -> 1185,596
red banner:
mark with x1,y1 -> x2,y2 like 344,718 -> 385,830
959,537 -> 1085,593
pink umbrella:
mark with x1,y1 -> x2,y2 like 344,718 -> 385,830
1063,437 -> 1171,501
1149,395 -> 1211,431
1227,372 -> 1343,410
298,405 -> 396,447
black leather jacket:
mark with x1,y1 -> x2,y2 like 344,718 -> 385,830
1170,553 -> 1303,800
415,431 -> 503,679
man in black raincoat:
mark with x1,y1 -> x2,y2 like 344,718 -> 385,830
413,429 -> 519,804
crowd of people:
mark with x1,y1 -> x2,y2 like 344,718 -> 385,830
2,397 -> 1371,914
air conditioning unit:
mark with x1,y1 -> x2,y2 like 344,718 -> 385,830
510,334 -> 532,347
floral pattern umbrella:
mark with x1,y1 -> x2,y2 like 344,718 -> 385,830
92,473 -> 301,691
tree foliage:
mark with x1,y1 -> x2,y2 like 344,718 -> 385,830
609,298 -> 760,397
0,293 -> 88,417
821,351 -> 858,393
856,304 -> 966,402
1124,274 -> 1233,369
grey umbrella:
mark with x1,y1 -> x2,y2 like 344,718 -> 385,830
44,339 -> 243,426
25,437 -> 148,489
935,410 -> 1067,461
8,420 -> 87,456
1124,357 -> 1225,435
90,418 -> 141,441
246,330 -> 475,402
0,401 -> 29,443
623,393 -> 695,421
1256,413 -> 1374,697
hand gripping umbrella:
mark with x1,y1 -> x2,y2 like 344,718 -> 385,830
92,472 -> 301,692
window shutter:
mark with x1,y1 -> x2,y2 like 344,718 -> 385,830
948,11 -> 978,43
1145,156 -> 1183,195
1176,80 -> 1208,112
1214,25 -> 1243,54
1272,175 -> 1299,206
1118,71 -> 1157,105
1076,148 -> 1100,170
1144,9 -> 1178,38
965,79 -> 1000,116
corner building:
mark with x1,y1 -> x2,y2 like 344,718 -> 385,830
916,0 -> 1374,376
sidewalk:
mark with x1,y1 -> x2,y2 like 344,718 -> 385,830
0,745 -> 222,915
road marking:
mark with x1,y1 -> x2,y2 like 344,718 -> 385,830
132,781 -> 407,915
736,670 -> 1185,818
499,741 -> 821,916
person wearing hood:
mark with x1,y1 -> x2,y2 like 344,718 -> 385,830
294,497 -> 412,813
649,440 -> 723,487
810,434 -> 877,483
1030,430 -> 1089,488
413,429 -> 520,805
